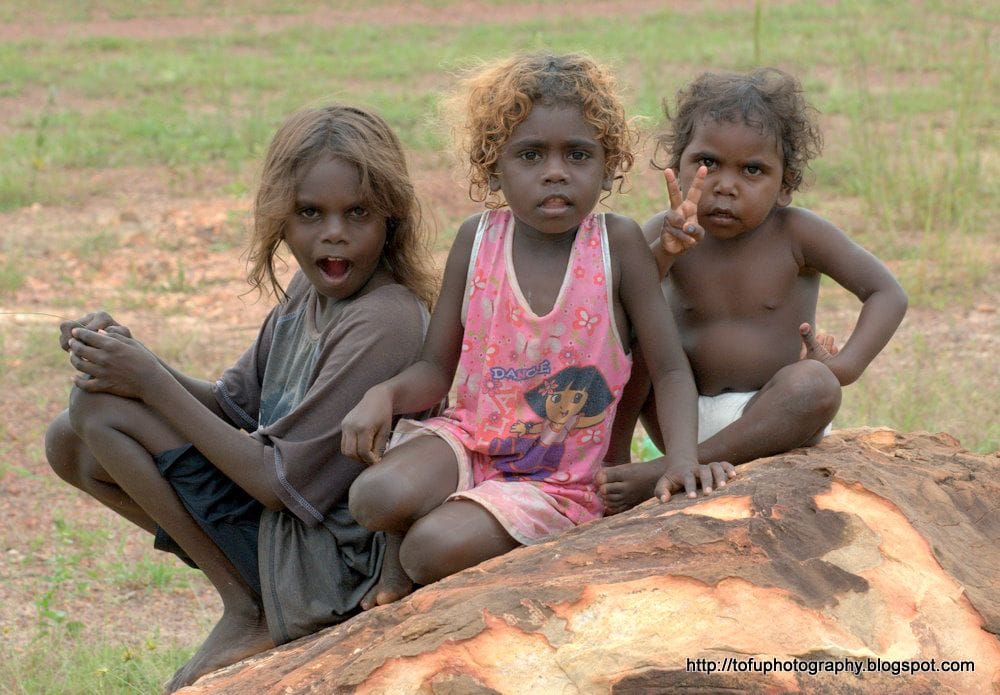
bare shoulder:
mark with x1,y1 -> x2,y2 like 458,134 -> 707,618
453,212 -> 486,251
775,206 -> 842,239
440,213 -> 484,275
433,212 -> 485,314
602,212 -> 645,252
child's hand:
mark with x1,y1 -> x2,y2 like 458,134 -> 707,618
59,311 -> 132,352
798,323 -> 839,363
653,458 -> 736,503
67,327 -> 157,399
657,166 -> 707,256
341,385 -> 394,466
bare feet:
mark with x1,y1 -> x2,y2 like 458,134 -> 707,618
163,604 -> 272,693
361,532 -> 413,610
597,460 -> 667,515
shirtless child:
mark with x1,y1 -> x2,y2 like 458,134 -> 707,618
600,67 -> 908,513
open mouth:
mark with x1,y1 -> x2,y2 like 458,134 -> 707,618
317,257 -> 350,280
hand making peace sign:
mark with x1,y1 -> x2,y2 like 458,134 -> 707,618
657,165 -> 706,256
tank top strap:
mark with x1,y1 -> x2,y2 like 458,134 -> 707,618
461,209 -> 512,326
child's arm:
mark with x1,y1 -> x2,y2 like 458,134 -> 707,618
66,326 -> 283,508
340,214 -> 480,464
792,208 -> 908,385
608,214 -> 734,500
60,312 -> 227,417
644,166 -> 707,277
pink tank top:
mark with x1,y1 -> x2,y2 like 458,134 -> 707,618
442,208 -> 632,518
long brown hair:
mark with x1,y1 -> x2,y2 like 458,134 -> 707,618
247,104 -> 436,307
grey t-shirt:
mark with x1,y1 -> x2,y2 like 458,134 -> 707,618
212,271 -> 429,643
213,270 -> 429,525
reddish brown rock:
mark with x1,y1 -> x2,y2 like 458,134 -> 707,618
180,428 -> 1000,694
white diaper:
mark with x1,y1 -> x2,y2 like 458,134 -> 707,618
697,390 -> 833,443
697,391 -> 757,443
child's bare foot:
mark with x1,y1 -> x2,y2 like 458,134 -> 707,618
361,532 -> 413,610
163,604 -> 272,693
597,459 -> 668,515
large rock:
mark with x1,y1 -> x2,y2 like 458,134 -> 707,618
181,428 -> 999,693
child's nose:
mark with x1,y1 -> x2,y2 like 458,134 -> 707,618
320,216 -> 348,243
713,172 -> 738,196
543,159 -> 568,183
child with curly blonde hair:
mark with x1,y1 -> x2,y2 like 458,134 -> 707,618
341,52 -> 732,606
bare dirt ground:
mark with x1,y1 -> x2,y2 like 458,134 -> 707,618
0,0 -> 997,677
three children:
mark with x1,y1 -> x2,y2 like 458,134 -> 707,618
45,57 -> 906,685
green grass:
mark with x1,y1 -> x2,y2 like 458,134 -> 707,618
0,1 -> 996,691
1,631 -> 191,695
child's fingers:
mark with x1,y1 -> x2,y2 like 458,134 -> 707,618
70,326 -> 116,348
684,469 -> 698,498
685,165 -> 707,208
664,169 -> 683,210
372,425 -> 390,464
342,427 -> 377,465
699,465 -> 714,494
68,349 -> 100,379
72,374 -> 105,392
709,461 -> 736,488
358,425 -> 387,465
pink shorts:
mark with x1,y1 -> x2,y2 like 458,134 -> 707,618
389,418 -> 591,545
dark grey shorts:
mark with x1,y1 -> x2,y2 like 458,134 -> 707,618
152,444 -> 263,596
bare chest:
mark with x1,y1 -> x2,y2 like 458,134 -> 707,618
668,239 -> 811,321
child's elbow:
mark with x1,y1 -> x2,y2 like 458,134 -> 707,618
892,282 -> 909,319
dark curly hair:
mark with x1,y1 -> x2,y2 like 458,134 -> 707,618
655,67 -> 823,193
443,52 -> 636,208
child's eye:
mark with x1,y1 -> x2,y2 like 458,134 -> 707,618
572,392 -> 584,403
298,207 -> 320,220
698,157 -> 716,168
568,151 -> 591,161
519,151 -> 541,161
745,165 -> 762,176
347,206 -> 370,220
551,393 -> 561,403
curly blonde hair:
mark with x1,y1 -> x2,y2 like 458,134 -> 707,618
247,104 -> 437,308
443,52 -> 636,207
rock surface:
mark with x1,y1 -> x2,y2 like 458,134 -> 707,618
180,428 -> 1000,694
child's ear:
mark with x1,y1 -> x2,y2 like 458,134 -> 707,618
601,175 -> 613,192
777,188 -> 793,207
489,173 -> 502,192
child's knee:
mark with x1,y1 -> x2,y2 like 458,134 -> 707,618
66,388 -> 113,437
44,411 -> 80,482
783,360 -> 841,418
348,465 -> 408,531
398,520 -> 456,585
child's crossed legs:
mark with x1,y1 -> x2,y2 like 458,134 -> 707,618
348,434 -> 520,608
601,351 -> 840,514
